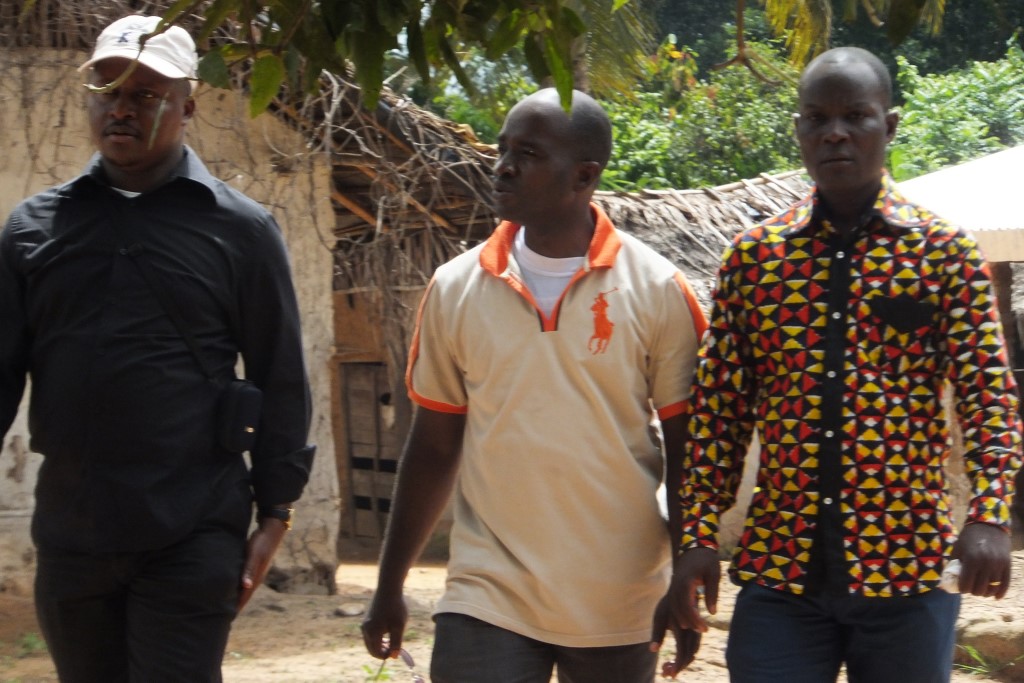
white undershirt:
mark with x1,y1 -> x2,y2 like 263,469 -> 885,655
513,228 -> 585,317
112,187 -> 142,198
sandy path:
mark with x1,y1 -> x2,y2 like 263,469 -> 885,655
0,560 -> 1007,682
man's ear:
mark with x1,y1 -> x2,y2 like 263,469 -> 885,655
884,109 -> 899,143
575,160 -> 602,190
183,97 -> 196,123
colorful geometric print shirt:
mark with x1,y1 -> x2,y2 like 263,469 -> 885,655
680,173 -> 1022,597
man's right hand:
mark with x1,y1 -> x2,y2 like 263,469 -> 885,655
667,547 -> 721,633
361,590 -> 409,659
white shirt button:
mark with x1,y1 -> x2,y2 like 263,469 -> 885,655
836,251 -> 846,259
827,370 -> 837,378
824,497 -> 834,505
825,430 -> 835,438
832,312 -> 841,319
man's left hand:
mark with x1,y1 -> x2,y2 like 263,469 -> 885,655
954,522 -> 1011,599
237,518 -> 288,611
649,593 -> 702,678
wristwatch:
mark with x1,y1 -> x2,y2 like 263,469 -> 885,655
258,505 -> 294,531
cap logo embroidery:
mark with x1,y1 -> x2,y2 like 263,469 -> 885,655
117,21 -> 147,45
588,288 -> 617,354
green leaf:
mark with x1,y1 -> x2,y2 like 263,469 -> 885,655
325,0 -> 363,35
887,0 -> 927,45
249,53 -> 285,117
195,0 -> 237,42
462,0 -> 502,24
290,16 -> 345,73
486,13 -> 524,60
376,0 -> 409,36
407,20 -> 431,85
197,50 -> 231,89
559,7 -> 586,38
542,34 -> 573,107
528,33 -> 552,83
161,0 -> 200,24
523,34 -> 550,82
438,36 -> 477,96
283,45 -> 303,91
612,0 -> 631,11
219,44 -> 255,62
350,28 -> 389,109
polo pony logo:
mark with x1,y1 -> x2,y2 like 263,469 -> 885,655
588,288 -> 618,354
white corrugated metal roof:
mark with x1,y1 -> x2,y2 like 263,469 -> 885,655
897,146 -> 1024,262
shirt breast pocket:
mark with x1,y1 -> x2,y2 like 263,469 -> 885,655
867,294 -> 938,376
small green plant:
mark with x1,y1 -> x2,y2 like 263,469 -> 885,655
955,643 -> 1024,676
362,648 -> 424,682
16,632 -> 47,657
363,661 -> 394,681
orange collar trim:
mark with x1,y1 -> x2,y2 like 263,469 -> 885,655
479,204 -> 621,276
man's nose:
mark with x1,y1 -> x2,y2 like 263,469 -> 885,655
822,118 -> 849,142
493,155 -> 515,177
108,91 -> 136,119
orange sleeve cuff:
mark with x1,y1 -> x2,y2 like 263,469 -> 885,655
408,389 -> 468,415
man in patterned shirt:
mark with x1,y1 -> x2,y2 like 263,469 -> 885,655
664,47 -> 1022,682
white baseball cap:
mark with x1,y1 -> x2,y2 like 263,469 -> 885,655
79,15 -> 198,84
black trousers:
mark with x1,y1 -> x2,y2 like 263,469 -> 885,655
34,482 -> 250,683
432,613 -> 658,683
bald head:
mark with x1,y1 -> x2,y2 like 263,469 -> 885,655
510,88 -> 613,168
800,47 -> 893,108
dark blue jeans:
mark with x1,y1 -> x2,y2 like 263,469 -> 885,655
431,613 -> 658,683
727,583 -> 960,683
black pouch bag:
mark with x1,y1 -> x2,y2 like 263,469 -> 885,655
218,379 -> 263,453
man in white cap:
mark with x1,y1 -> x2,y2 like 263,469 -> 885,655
0,15 -> 315,681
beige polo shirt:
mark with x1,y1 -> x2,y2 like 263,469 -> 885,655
407,205 -> 706,647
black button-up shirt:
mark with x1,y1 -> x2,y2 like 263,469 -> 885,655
0,148 -> 314,552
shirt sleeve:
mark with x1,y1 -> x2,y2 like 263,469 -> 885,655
680,240 -> 760,551
649,271 -> 708,420
0,211 -> 30,441
940,234 -> 1022,529
405,276 -> 468,414
235,212 -> 315,508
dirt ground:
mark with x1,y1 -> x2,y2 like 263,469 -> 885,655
0,560 -> 1013,683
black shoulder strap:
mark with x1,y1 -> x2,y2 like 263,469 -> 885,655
119,243 -> 216,381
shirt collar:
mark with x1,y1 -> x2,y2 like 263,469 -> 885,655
61,146 -> 218,201
480,203 -> 621,276
782,171 -> 938,237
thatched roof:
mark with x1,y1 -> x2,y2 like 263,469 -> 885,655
3,0 -> 812,309
594,177 -> 809,303
286,72 -> 810,306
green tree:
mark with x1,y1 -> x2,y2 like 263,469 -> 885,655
657,0 -> 994,82
602,39 -> 800,190
889,41 -> 1024,180
18,0 -> 951,114
832,0 -> 1023,76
